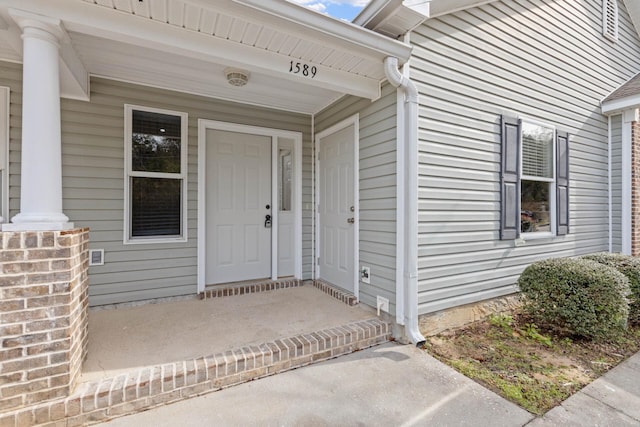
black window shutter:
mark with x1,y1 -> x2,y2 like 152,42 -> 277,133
500,115 -> 521,240
556,131 -> 570,235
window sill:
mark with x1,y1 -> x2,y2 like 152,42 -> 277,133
514,232 -> 556,246
522,232 -> 555,240
124,236 -> 187,245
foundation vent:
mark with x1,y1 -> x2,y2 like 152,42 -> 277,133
89,249 -> 104,266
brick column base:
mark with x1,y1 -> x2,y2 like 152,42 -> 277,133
0,228 -> 89,412
633,122 -> 640,256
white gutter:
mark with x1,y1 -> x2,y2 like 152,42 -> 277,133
384,56 -> 425,346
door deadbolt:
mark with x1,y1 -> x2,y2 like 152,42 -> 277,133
350,206 -> 355,212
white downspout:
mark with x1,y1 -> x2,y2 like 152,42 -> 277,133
608,115 -> 612,253
384,56 -> 425,346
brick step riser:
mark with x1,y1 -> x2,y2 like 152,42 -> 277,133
0,319 -> 390,427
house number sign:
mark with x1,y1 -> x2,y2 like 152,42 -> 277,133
289,61 -> 317,78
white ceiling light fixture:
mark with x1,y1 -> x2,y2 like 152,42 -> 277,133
225,68 -> 250,87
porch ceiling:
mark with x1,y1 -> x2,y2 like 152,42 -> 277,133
0,0 -> 413,114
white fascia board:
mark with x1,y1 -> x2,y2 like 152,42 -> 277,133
346,0 -> 432,31
353,0 -> 396,27
428,0 -> 496,18
5,0 -> 381,100
601,94 -> 640,116
403,0 -> 431,16
232,0 -> 413,63
7,8 -> 89,100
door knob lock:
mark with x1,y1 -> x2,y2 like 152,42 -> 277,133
347,218 -> 355,224
265,214 -> 272,228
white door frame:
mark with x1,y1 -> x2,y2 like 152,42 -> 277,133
0,87 -> 9,223
315,114 -> 359,297
197,119 -> 302,292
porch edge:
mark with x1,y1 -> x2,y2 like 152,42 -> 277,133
312,279 -> 358,306
203,278 -> 303,299
0,318 -> 391,426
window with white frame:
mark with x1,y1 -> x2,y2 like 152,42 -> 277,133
603,0 -> 619,42
124,105 -> 188,243
0,87 -> 9,223
500,115 -> 570,240
520,122 -> 555,234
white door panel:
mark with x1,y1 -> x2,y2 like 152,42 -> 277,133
206,129 -> 271,284
318,123 -> 356,292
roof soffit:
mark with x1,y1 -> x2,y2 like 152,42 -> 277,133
1,0 -> 414,101
354,0 -> 497,38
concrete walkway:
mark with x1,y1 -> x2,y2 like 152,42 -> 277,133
527,351 -> 640,426
98,343 -> 534,427
96,343 -> 640,427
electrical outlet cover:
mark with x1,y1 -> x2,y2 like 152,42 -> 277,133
361,266 -> 371,284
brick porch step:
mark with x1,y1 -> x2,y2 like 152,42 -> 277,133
0,318 -> 391,426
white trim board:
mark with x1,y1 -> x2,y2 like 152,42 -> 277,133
197,119 -> 303,293
0,87 -> 8,223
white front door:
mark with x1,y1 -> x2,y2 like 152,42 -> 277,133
206,129 -> 271,284
317,119 -> 357,293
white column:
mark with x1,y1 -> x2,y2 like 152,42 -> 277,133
3,12 -> 73,231
621,109 -> 637,255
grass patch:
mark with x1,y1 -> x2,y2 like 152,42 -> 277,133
423,311 -> 640,415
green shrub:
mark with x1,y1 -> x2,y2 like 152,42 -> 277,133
582,252 -> 640,325
517,257 -> 630,341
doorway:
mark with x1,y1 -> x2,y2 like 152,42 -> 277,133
197,120 -> 302,291
315,115 -> 359,295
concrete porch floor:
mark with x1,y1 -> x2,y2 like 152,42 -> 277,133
81,284 -> 377,383
2,283 -> 392,426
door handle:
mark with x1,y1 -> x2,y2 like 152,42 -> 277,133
265,214 -> 272,228
347,218 -> 354,224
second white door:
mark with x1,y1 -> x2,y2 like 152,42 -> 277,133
206,129 -> 271,284
318,122 -> 356,293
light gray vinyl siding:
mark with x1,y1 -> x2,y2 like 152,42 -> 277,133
611,114 -> 623,252
315,84 -> 397,312
412,0 -> 640,314
58,78 -> 312,306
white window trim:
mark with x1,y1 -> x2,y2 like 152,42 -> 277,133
123,104 -> 188,244
603,0 -> 619,42
0,87 -> 8,224
519,118 -> 557,239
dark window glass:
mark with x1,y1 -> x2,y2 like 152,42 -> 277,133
521,180 -> 550,233
131,177 -> 181,237
132,110 -> 181,173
